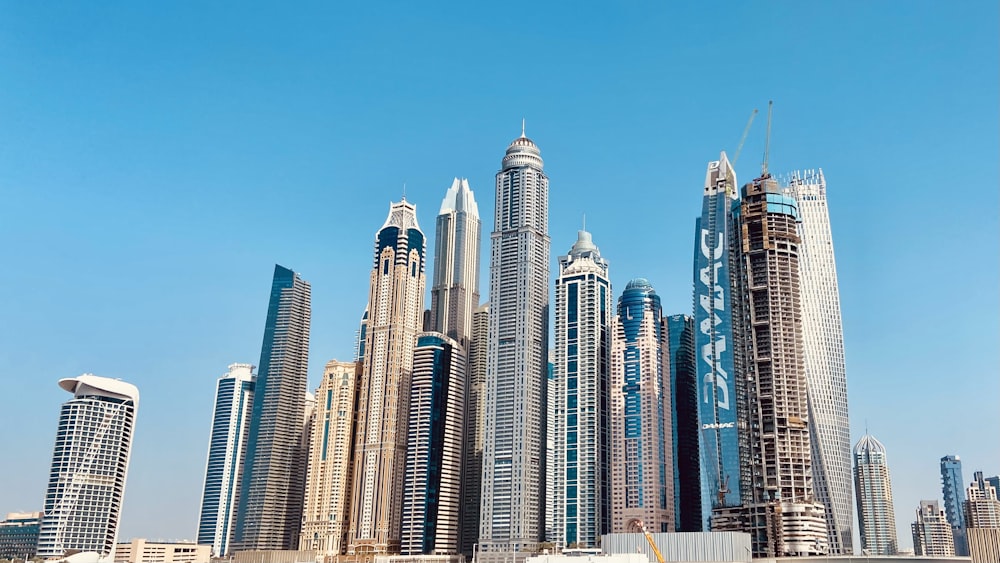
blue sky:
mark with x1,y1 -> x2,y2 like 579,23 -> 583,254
1,1 -> 996,551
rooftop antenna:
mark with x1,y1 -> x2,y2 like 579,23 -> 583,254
402,182 -> 407,201
731,108 -> 758,167
762,100 -> 773,178
521,118 -> 526,138
582,213 -> 586,232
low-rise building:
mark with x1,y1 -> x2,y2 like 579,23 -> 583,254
114,539 -> 210,563
0,512 -> 42,560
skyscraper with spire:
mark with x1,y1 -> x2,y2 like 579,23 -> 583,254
854,433 -> 897,556
479,128 -> 550,561
783,169 -> 854,555
348,200 -> 426,556
551,229 -> 612,548
430,178 -> 481,347
692,152 -> 743,529
233,264 -> 312,552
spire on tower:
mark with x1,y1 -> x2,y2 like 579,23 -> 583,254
521,118 -> 526,138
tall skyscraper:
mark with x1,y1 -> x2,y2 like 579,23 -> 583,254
913,500 -> 956,557
300,360 -> 360,558
37,375 -> 139,560
853,433 -> 897,555
783,169 -> 853,555
551,229 -> 612,548
712,171 -> 828,557
460,303 -> 489,557
401,333 -> 467,556
480,129 -> 550,561
348,200 -> 426,556
234,264 -> 312,552
941,455 -> 969,555
665,314 -> 699,532
430,178 -> 482,347
692,153 -> 743,530
610,279 -> 673,534
197,363 -> 256,557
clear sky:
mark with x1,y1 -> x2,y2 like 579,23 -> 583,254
1,1 -> 996,551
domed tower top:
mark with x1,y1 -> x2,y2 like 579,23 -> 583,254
854,433 -> 887,460
502,121 -> 544,171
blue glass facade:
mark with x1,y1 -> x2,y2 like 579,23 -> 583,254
666,314 -> 700,532
940,455 -> 968,555
693,158 -> 741,529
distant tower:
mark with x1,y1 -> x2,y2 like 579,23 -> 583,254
551,229 -> 612,548
712,171 -> 828,557
965,471 -> 1000,528
300,360 -> 360,556
480,129 -> 550,561
234,265 -> 312,552
853,434 -> 897,555
37,375 -> 140,561
197,363 -> 256,557
460,303 -> 490,556
348,200 -> 426,556
430,178 -> 482,347
693,152 -> 742,530
665,314 -> 699,532
401,333 -> 467,555
610,279 -> 673,534
913,500 -> 956,557
783,169 -> 854,555
941,455 -> 969,555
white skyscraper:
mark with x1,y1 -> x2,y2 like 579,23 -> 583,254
854,433 -> 897,555
197,363 -> 256,557
783,169 -> 853,555
430,177 -> 481,348
37,375 -> 140,561
480,129 -> 550,562
551,229 -> 612,548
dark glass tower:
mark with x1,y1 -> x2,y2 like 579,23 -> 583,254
665,314 -> 699,532
692,152 -> 743,529
233,265 -> 312,551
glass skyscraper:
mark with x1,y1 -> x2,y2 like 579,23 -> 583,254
551,229 -> 612,548
37,375 -> 139,561
783,169 -> 854,555
233,264 -> 312,552
348,200 -> 426,556
197,363 -> 256,557
429,177 -> 481,348
941,454 -> 969,555
401,333 -> 466,556
692,152 -> 742,529
854,433 -> 897,555
460,303 -> 489,557
610,279 -> 673,534
480,130 -> 550,561
665,314 -> 699,532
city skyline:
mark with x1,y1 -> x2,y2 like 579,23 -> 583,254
1,2 -> 997,554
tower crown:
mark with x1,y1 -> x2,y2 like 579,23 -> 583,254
854,433 -> 887,456
502,134 -> 543,170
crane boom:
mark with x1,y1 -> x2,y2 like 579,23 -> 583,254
636,521 -> 666,563
731,108 -> 758,166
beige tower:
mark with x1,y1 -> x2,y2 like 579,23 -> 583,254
348,200 -> 427,557
300,360 -> 361,558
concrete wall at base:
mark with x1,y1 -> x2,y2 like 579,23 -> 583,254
231,550 -> 317,563
600,532 -> 751,563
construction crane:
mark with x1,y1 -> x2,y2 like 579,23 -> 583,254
761,100 -> 773,178
634,520 -> 665,563
731,108 -> 758,167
